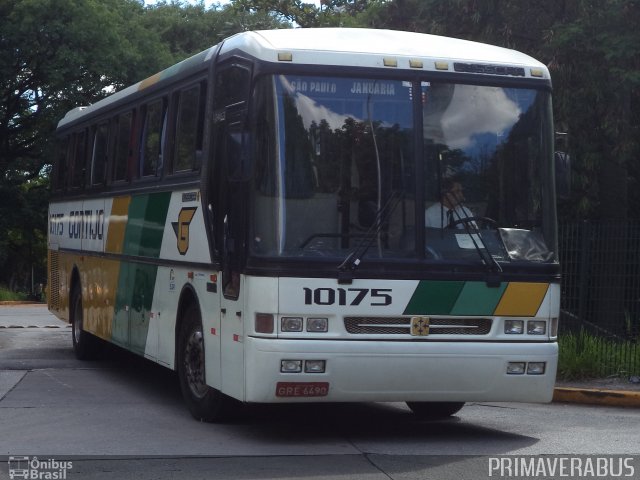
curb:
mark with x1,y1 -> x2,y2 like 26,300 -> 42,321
553,387 -> 640,408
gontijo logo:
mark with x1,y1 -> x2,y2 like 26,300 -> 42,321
172,207 -> 197,255
8,456 -> 73,479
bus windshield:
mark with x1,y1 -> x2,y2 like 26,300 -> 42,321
250,74 -> 556,266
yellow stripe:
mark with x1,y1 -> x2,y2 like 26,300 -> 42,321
139,72 -> 162,91
105,196 -> 131,254
494,282 -> 549,317
83,256 -> 120,341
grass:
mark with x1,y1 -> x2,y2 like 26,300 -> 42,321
558,329 -> 640,380
0,286 -> 28,302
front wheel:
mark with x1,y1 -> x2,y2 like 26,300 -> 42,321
177,303 -> 236,422
406,401 -> 465,420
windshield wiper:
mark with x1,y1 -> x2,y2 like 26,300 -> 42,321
337,190 -> 402,284
448,205 -> 503,286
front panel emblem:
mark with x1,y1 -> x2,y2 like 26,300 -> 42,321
411,316 -> 430,336
172,207 -> 197,255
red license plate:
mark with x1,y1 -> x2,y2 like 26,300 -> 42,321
276,382 -> 330,397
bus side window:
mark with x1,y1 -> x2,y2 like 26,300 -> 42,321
91,122 -> 109,186
70,130 -> 87,190
174,83 -> 205,173
139,99 -> 166,178
53,137 -> 69,192
113,111 -> 132,182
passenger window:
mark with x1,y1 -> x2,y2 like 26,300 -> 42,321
140,99 -> 165,177
71,130 -> 87,189
53,137 -> 69,192
113,111 -> 132,182
174,84 -> 205,173
91,123 -> 109,186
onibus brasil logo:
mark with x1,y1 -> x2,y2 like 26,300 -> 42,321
8,456 -> 72,479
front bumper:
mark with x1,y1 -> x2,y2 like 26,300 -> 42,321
243,337 -> 558,403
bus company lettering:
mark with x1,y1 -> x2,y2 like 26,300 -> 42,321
289,79 -> 337,94
48,213 -> 65,236
350,81 -> 395,95
67,209 -> 105,240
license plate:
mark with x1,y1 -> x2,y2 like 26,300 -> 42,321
276,382 -> 329,397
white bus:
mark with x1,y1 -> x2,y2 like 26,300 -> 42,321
48,28 -> 560,421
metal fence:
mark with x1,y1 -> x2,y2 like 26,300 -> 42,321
559,221 -> 640,376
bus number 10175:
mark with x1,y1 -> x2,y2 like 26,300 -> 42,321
303,287 -> 392,306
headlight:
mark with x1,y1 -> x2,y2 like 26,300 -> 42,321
281,317 -> 303,332
304,360 -> 326,373
504,320 -> 524,334
307,317 -> 328,332
281,360 -> 303,373
507,362 -> 526,375
527,320 -> 546,335
527,362 -> 546,375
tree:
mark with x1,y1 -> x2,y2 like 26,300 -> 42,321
0,0 -> 172,290
0,0 -> 291,291
230,0 -> 378,27
141,1 -> 288,61
548,0 -> 640,220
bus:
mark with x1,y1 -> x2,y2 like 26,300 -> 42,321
48,28 -> 560,421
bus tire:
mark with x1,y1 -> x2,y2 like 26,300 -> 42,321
406,401 -> 465,420
177,303 -> 235,422
70,284 -> 97,360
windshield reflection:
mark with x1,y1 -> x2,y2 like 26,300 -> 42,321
250,75 -> 556,266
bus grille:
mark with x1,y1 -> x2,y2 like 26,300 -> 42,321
344,317 -> 492,335
48,250 -> 60,311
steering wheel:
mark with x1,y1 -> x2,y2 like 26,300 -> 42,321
449,216 -> 498,230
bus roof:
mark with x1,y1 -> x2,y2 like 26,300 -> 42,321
225,28 -> 547,73
58,28 -> 549,130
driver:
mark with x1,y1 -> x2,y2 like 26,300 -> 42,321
425,178 -> 476,229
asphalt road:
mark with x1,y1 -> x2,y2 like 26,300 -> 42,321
1,305 -> 639,480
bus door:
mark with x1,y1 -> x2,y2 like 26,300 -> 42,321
212,60 -> 252,400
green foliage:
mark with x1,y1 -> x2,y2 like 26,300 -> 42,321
230,0 -> 379,27
0,0 -> 171,291
0,286 -> 28,302
143,1 -> 289,60
558,330 -> 640,379
0,0 -> 288,291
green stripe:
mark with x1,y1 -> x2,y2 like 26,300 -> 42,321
450,281 -> 507,316
123,192 -> 171,258
403,281 -> 465,315
403,280 -> 507,316
112,261 -> 158,353
112,191 -> 170,353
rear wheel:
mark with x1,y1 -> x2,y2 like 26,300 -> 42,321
177,303 -> 236,422
406,401 -> 465,420
70,285 -> 97,360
